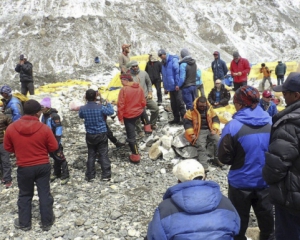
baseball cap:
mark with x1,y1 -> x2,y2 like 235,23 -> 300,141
262,90 -> 272,98
158,49 -> 166,56
173,159 -> 205,182
20,54 -> 27,60
213,51 -> 219,55
273,72 -> 300,92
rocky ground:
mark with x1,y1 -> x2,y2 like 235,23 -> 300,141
0,85 -> 260,240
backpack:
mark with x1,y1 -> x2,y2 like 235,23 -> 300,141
12,92 -> 28,116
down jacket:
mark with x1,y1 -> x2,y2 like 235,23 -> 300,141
211,52 -> 228,81
161,54 -> 180,91
230,57 -> 251,83
15,61 -> 33,82
146,180 -> 240,240
263,100 -> 300,215
208,84 -> 231,107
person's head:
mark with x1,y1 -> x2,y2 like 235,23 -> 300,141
215,79 -> 222,90
261,63 -> 265,67
40,97 -> 51,113
262,90 -> 272,103
232,51 -> 240,62
273,72 -> 300,106
24,99 -> 42,117
180,48 -> 190,59
122,44 -> 131,53
213,51 -> 219,59
120,73 -> 133,86
196,96 -> 207,111
20,54 -> 27,62
278,61 -> 282,64
158,49 -> 167,60
130,60 -> 139,72
233,86 -> 260,111
85,89 -> 97,101
173,159 -> 206,183
0,85 -> 12,99
148,51 -> 159,62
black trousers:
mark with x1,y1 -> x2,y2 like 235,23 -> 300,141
169,90 -> 186,121
152,81 -> 162,103
49,144 -> 69,179
17,164 -> 54,227
85,132 -> 111,180
233,81 -> 247,91
106,124 -> 117,144
21,82 -> 34,95
228,185 -> 274,240
0,143 -> 12,182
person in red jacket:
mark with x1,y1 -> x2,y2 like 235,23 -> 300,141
230,51 -> 251,91
4,99 -> 58,232
117,73 -> 152,162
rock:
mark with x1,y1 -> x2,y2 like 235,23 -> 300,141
161,135 -> 173,150
128,229 -> 136,237
160,168 -> 166,174
161,147 -> 176,161
145,135 -> 160,147
110,211 -> 122,220
148,140 -> 162,160
246,227 -> 259,240
174,146 -> 198,158
75,218 -> 86,226
172,133 -> 190,148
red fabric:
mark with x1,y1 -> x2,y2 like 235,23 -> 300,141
230,57 -> 251,83
4,115 -> 58,167
117,83 -> 146,122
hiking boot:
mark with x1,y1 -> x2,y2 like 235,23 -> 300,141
129,154 -> 141,163
115,141 -> 125,148
61,178 -> 69,185
101,177 -> 111,182
50,175 -> 58,182
5,181 -> 12,188
1,179 -> 5,184
41,215 -> 55,231
151,124 -> 157,130
14,218 -> 31,231
144,124 -> 152,134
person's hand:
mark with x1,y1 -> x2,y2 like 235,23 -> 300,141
175,86 -> 179,91
120,121 -> 124,125
147,92 -> 152,99
190,134 -> 196,140
237,72 -> 242,76
211,130 -> 216,135
164,90 -> 168,94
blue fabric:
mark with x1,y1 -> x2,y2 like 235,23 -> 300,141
219,106 -> 272,189
147,180 -> 240,240
259,99 -> 278,117
41,115 -> 63,145
215,91 -> 221,103
5,96 -> 22,122
196,69 -> 202,86
161,54 -> 180,91
211,52 -> 228,81
182,86 -> 196,110
79,102 -> 114,134
179,62 -> 187,87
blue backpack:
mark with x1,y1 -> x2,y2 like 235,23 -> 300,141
196,69 -> 202,86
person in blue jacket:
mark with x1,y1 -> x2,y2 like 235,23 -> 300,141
212,51 -> 228,82
259,90 -> 278,117
0,85 -> 23,122
146,159 -> 240,240
195,68 -> 205,97
218,86 -> 274,240
158,49 -> 186,124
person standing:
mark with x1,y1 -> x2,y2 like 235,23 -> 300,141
0,111 -> 12,188
179,48 -> 197,110
195,68 -> 205,97
218,86 -> 274,240
208,79 -> 231,108
40,97 -> 70,185
211,51 -> 228,82
259,90 -> 278,117
263,72 -> 300,239
230,51 -> 251,91
79,89 -> 114,182
118,44 -> 131,73
15,54 -> 34,95
4,99 -> 57,231
275,61 -> 286,86
158,49 -> 186,124
145,52 -> 163,105
260,63 -> 272,91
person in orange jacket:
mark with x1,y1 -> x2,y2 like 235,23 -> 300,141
260,63 -> 273,91
117,73 -> 152,163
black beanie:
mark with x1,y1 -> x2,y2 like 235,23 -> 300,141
24,99 -> 41,115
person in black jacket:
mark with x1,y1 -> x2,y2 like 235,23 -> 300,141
263,72 -> 300,240
145,52 -> 162,105
275,61 -> 286,86
15,55 -> 34,95
208,79 -> 231,108
211,51 -> 228,82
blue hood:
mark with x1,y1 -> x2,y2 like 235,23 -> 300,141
233,106 -> 271,126
163,180 -> 222,214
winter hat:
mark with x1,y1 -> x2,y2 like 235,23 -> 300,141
180,48 -> 190,58
158,49 -> 166,56
120,73 -> 133,82
20,54 -> 27,60
233,85 -> 260,109
122,44 -> 131,51
40,97 -> 51,108
0,85 -> 12,96
232,51 -> 240,58
173,159 -> 205,182
130,60 -> 139,67
262,90 -> 272,98
24,99 -> 42,115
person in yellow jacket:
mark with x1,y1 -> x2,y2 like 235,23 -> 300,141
260,63 -> 272,91
183,96 -> 223,170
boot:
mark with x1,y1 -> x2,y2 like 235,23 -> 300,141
212,157 -> 224,168
129,154 -> 141,163
144,124 -> 152,134
115,141 -> 125,148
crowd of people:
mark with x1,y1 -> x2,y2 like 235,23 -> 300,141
0,46 -> 297,239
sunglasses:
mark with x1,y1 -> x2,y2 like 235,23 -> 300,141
158,54 -> 162,57
131,65 -> 138,68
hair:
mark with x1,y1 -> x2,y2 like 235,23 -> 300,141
197,96 -> 207,103
85,89 -> 97,101
261,63 -> 265,67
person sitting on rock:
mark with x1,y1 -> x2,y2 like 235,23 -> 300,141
183,96 -> 224,171
40,97 -> 70,185
208,79 -> 231,108
259,90 -> 278,117
146,159 -> 240,240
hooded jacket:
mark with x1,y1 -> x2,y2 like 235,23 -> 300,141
0,113 -> 12,143
208,84 -> 231,106
275,62 -> 286,76
218,106 -> 272,189
184,98 -> 220,145
145,61 -> 162,83
259,99 -> 278,117
2,96 -> 23,122
15,61 -> 33,82
230,57 -> 251,83
263,101 -> 300,215
146,180 -> 240,240
211,52 -> 228,81
4,115 -> 58,167
161,54 -> 180,91
41,108 -> 63,144
179,56 -> 197,88
130,68 -> 152,98
117,82 -> 146,122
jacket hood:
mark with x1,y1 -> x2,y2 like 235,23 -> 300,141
273,100 -> 300,128
233,105 -> 271,126
12,115 -> 43,135
163,181 -> 222,213
166,53 -> 179,62
179,56 -> 195,65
